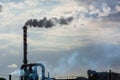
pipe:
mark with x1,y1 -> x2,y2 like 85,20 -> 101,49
33,63 -> 45,80
21,63 -> 34,80
21,63 -> 45,80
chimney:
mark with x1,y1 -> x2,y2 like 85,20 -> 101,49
23,26 -> 28,80
23,26 -> 28,65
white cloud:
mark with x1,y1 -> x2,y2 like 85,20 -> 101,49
89,5 -> 99,14
115,5 -> 120,12
98,3 -> 111,17
0,33 -> 22,45
46,0 -> 78,17
24,0 -> 39,7
8,64 -> 18,68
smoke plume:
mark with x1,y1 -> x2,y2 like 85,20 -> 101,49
25,16 -> 73,28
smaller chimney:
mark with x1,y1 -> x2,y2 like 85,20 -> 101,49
9,74 -> 11,80
109,69 -> 112,80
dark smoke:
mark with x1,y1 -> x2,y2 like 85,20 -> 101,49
25,16 -> 73,28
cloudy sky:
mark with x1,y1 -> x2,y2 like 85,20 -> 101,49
0,0 -> 120,79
